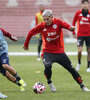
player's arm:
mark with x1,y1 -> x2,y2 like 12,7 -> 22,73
23,23 -> 43,50
1,28 -> 18,41
59,19 -> 75,31
72,11 -> 79,38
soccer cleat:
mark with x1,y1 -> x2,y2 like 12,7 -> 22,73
19,86 -> 25,92
86,68 -> 90,72
48,83 -> 56,92
76,64 -> 81,71
82,87 -> 90,92
0,92 -> 7,99
19,79 -> 26,87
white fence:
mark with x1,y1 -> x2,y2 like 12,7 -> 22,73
8,52 -> 87,56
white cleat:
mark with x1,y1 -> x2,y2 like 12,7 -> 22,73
48,83 -> 56,92
76,64 -> 81,71
82,87 -> 90,92
86,68 -> 90,72
0,92 -> 7,99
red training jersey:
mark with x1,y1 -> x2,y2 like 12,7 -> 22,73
24,18 -> 71,55
72,9 -> 90,38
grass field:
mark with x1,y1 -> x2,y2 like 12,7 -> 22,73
8,43 -> 87,52
0,55 -> 90,100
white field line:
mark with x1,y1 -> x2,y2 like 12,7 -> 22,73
8,52 -> 87,56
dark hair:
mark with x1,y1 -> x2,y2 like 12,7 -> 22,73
82,0 -> 89,3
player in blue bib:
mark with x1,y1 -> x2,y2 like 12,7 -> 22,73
0,28 -> 26,91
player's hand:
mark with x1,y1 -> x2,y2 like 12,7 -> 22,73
23,46 -> 29,50
73,34 -> 77,39
11,35 -> 18,41
69,26 -> 75,31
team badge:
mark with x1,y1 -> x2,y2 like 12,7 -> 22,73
53,24 -> 57,29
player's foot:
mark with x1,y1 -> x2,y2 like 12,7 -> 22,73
37,57 -> 41,61
82,87 -> 90,91
48,83 -> 56,92
19,86 -> 25,92
86,68 -> 90,72
76,64 -> 81,71
0,92 -> 7,99
19,79 -> 26,87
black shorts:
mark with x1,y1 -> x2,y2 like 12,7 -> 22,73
0,52 -> 9,76
43,52 -> 72,69
77,36 -> 90,47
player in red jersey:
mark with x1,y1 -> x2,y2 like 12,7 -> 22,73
72,0 -> 90,72
0,28 -> 26,91
23,10 -> 90,92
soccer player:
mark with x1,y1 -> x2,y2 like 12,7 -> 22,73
23,9 -> 90,92
72,0 -> 90,72
0,92 -> 7,99
0,28 -> 26,91
35,4 -> 45,61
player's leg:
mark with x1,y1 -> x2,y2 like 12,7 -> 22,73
6,71 -> 25,91
86,47 -> 90,72
0,65 -> 25,92
86,37 -> 90,72
0,53 -> 26,90
43,52 -> 56,92
37,34 -> 42,61
57,53 -> 90,91
0,92 -> 7,99
76,36 -> 84,71
3,64 -> 26,87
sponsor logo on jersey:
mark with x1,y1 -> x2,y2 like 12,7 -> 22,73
47,31 -> 56,36
46,35 -> 59,42
80,21 -> 89,25
82,17 -> 88,21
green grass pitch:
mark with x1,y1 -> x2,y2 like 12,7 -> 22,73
0,55 -> 90,100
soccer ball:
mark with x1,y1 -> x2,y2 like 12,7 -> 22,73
33,82 -> 45,94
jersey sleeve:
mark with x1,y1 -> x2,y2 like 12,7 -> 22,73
58,19 -> 71,30
1,28 -> 11,38
72,10 -> 79,34
1,28 -> 17,41
24,23 -> 43,47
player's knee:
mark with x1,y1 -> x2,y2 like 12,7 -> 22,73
2,64 -> 9,69
78,49 -> 82,54
45,63 -> 52,70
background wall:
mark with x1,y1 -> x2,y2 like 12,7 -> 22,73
0,0 -> 82,37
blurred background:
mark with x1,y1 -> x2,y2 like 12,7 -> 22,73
0,0 -> 87,53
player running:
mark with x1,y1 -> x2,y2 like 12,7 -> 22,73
0,28 -> 26,91
23,9 -> 90,92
